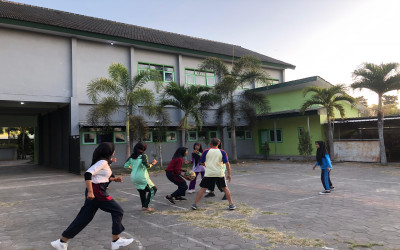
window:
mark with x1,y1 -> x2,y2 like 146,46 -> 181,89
141,131 -> 153,142
236,130 -> 245,140
269,129 -> 282,142
242,82 -> 252,89
166,131 -> 177,142
257,78 -> 280,88
185,69 -> 215,86
188,131 -> 198,142
113,132 -> 126,144
97,132 -> 113,144
209,131 -> 218,139
152,131 -> 165,143
82,132 -> 96,145
138,62 -> 174,82
198,130 -> 207,141
245,130 -> 252,140
298,127 -> 304,137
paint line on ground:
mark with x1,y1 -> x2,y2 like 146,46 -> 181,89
165,222 -> 191,227
118,190 -> 188,210
121,231 -> 143,250
263,195 -> 318,208
129,214 -> 219,250
0,179 -> 83,190
3,174 -> 71,182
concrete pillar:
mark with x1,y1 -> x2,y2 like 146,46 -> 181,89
70,38 -> 79,136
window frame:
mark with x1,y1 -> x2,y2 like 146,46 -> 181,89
297,127 -> 304,137
268,129 -> 283,143
245,130 -> 253,140
188,131 -> 198,142
137,62 -> 175,82
257,78 -> 280,88
113,131 -> 126,144
166,131 -> 178,142
82,132 -> 97,145
143,131 -> 153,143
185,68 -> 216,86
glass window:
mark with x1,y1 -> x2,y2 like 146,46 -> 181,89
198,131 -> 207,141
152,131 -> 165,142
150,65 -> 163,70
188,131 -> 198,141
138,62 -> 174,82
209,131 -> 218,139
138,63 -> 149,69
185,68 -> 215,86
206,77 -> 215,86
82,132 -> 96,145
298,127 -> 304,137
166,131 -> 177,142
186,75 -> 196,85
195,75 -> 207,85
245,130 -> 252,140
143,131 -> 153,142
269,129 -> 282,142
164,72 -> 173,82
114,132 -> 126,144
236,130 -> 245,140
97,132 -> 113,144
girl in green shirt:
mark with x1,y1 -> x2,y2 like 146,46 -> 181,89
124,142 -> 157,212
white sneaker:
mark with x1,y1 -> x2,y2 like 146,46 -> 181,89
205,190 -> 210,193
50,239 -> 68,250
188,189 -> 195,194
111,237 -> 134,250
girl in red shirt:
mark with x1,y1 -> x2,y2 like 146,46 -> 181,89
165,147 -> 189,204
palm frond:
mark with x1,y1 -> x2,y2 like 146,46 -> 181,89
198,57 -> 229,79
108,63 -> 130,90
87,78 -> 118,103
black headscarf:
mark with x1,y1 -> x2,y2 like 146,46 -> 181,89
91,142 -> 115,166
130,142 -> 147,160
316,141 -> 327,165
172,147 -> 187,159
192,143 -> 203,165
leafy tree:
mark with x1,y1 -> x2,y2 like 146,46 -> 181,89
298,130 -> 313,159
87,63 -> 160,159
160,82 -> 217,147
352,62 -> 400,164
199,56 -> 270,161
300,85 -> 356,161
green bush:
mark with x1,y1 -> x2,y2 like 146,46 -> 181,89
298,131 -> 312,157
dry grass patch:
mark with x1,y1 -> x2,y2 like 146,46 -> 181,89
0,201 -> 23,207
113,197 -> 128,202
157,201 -> 324,248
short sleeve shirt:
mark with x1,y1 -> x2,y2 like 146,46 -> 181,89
199,148 -> 229,177
86,160 -> 112,183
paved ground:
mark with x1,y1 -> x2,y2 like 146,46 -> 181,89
0,159 -> 399,250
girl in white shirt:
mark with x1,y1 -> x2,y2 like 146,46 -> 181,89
51,142 -> 133,250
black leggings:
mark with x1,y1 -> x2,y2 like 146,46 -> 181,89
138,185 -> 157,208
62,196 -> 124,238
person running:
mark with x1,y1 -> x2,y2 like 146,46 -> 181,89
191,138 -> 235,210
51,142 -> 133,250
165,147 -> 190,204
188,142 -> 205,193
124,142 -> 158,212
313,140 -> 334,195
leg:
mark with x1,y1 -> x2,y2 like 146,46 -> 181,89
328,171 -> 334,188
99,199 -> 125,236
144,185 -> 157,209
137,189 -> 147,209
194,187 -> 208,206
62,198 -> 99,239
222,187 -> 234,205
320,169 -> 330,191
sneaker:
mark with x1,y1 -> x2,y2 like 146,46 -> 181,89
330,186 -> 335,191
175,196 -> 187,201
165,195 -> 175,204
204,193 -> 215,198
222,194 -> 227,200
50,239 -> 68,250
191,204 -> 198,210
319,191 -> 331,195
228,204 -> 236,210
188,189 -> 195,194
205,190 -> 210,193
111,237 -> 134,250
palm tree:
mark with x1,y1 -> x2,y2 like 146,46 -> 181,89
300,85 -> 356,161
351,62 -> 400,164
87,63 -> 160,159
160,82 -> 217,147
199,56 -> 270,162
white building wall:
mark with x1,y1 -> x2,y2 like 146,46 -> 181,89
0,28 -> 71,103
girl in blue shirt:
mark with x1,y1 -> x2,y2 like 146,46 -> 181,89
313,141 -> 334,194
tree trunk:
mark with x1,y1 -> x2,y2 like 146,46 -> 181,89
125,109 -> 130,160
184,115 -> 189,148
377,94 -> 387,164
231,125 -> 237,162
158,143 -> 163,169
328,119 -> 335,161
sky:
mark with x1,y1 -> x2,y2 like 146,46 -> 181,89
9,0 -> 400,105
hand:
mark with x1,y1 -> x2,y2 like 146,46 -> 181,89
112,158 -> 117,163
313,165 -> 316,170
87,191 -> 95,200
152,159 -> 158,165
114,177 -> 123,182
226,174 -> 232,182
327,167 -> 331,172
184,160 -> 190,164
193,149 -> 199,154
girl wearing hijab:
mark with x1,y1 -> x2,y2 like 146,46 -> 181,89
124,142 -> 158,212
51,142 -> 133,250
313,141 -> 334,195
165,147 -> 189,204
188,143 -> 205,193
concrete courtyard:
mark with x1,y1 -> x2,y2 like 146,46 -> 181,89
0,159 -> 399,250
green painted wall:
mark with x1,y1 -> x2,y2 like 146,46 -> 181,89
254,115 -> 325,156
268,89 -> 307,113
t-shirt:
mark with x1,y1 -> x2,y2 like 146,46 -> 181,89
165,158 -> 184,175
315,153 -> 333,170
199,148 -> 229,177
86,160 -> 112,183
124,154 -> 154,189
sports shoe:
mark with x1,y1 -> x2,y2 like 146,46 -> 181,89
319,191 -> 331,195
204,193 -> 215,198
188,189 -> 195,194
50,239 -> 68,250
191,204 -> 198,210
205,190 -> 210,193
111,237 -> 134,250
228,204 -> 236,210
222,194 -> 227,200
330,186 -> 335,191
175,196 -> 187,201
165,195 -> 175,204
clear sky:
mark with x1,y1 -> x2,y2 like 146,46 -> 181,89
9,0 -> 400,104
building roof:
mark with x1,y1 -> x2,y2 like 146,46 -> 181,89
0,0 -> 295,69
252,76 -> 332,94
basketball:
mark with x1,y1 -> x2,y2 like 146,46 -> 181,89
184,170 -> 196,181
